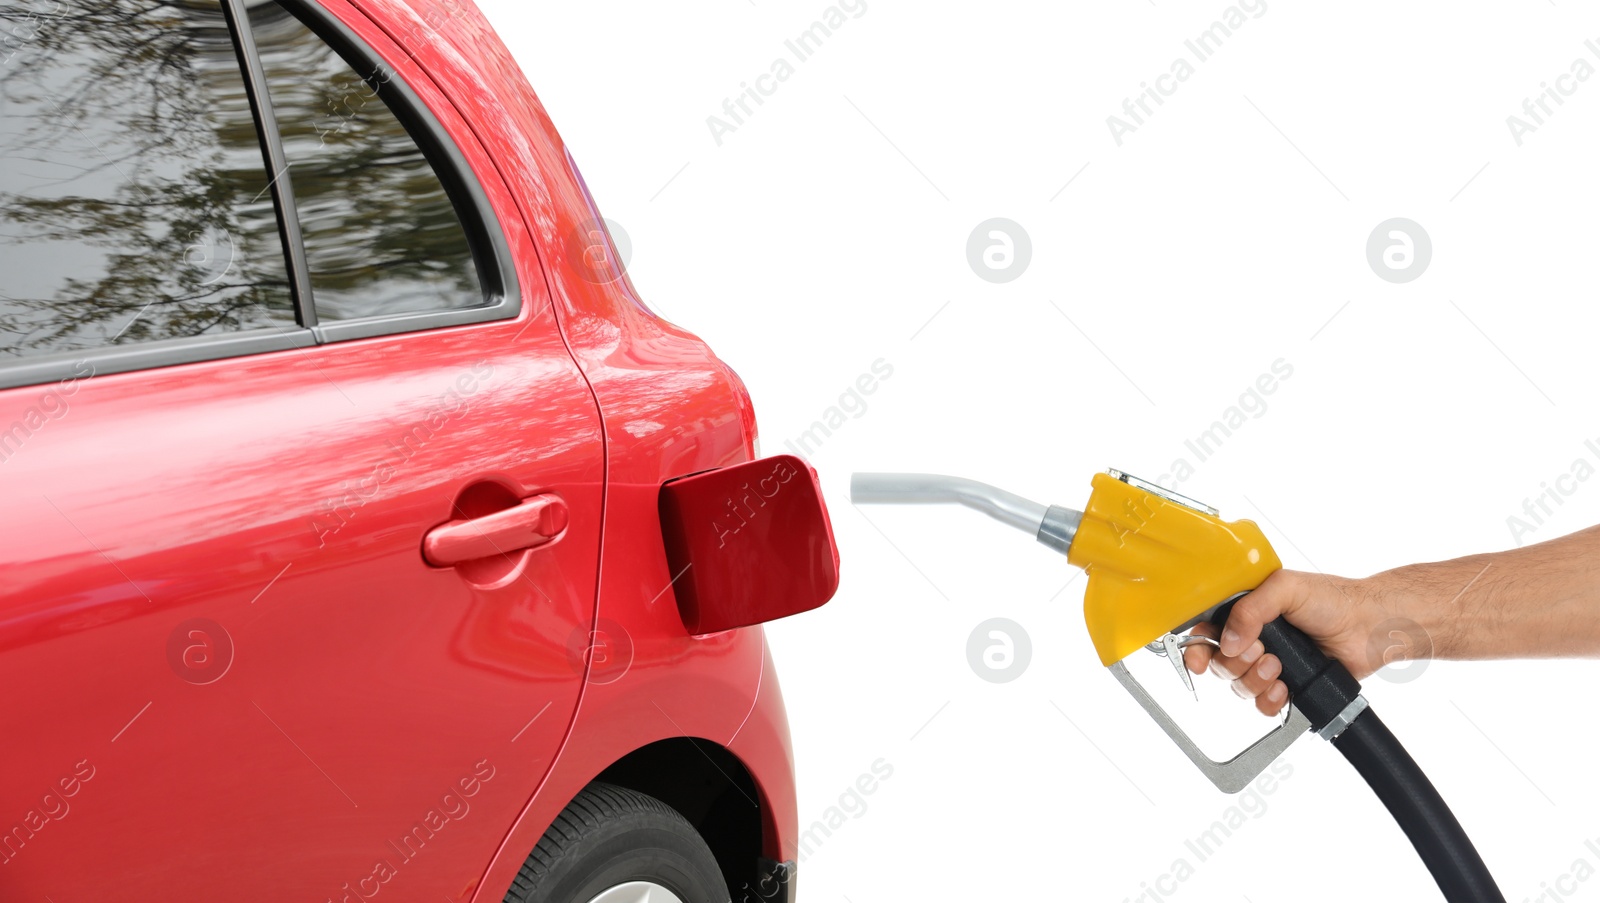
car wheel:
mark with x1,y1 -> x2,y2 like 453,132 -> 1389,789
505,782 -> 729,903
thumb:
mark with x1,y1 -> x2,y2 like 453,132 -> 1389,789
1217,569 -> 1302,658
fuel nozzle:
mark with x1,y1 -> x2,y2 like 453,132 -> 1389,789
851,468 -> 1319,793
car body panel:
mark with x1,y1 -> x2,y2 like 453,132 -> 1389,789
0,324 -> 607,899
0,0 -> 803,898
0,5 -> 608,897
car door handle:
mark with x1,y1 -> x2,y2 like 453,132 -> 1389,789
422,494 -> 569,567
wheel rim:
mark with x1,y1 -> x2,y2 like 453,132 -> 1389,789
582,881 -> 686,903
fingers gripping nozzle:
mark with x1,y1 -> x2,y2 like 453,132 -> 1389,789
1208,599 -> 1367,741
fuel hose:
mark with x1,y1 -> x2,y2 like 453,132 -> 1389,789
1208,600 -> 1505,903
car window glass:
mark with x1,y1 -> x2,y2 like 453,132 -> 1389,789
0,0 -> 295,359
248,0 -> 486,322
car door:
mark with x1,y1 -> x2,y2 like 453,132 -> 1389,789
0,1 -> 601,897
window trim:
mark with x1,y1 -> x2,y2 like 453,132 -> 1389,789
0,328 -> 319,391
0,0 -> 520,390
223,0 -> 318,329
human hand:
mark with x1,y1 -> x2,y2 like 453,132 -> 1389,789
1181,569 -> 1404,716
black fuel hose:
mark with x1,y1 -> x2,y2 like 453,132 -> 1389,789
1210,600 -> 1504,902
1333,708 -> 1503,902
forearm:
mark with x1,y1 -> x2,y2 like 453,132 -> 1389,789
1380,525 -> 1600,661
1200,525 -> 1600,711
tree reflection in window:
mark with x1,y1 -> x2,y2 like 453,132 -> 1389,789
248,0 -> 485,322
0,0 -> 294,358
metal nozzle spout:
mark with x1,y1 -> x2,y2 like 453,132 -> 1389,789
849,472 -> 1082,554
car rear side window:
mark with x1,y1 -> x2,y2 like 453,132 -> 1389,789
247,0 -> 487,323
0,0 -> 295,359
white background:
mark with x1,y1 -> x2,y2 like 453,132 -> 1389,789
477,2 -> 1600,900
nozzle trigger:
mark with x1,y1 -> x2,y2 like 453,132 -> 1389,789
1148,633 -> 1221,700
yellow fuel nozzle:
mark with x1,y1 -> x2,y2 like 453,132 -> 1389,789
1070,471 -> 1281,667
850,468 -> 1312,792
1067,470 -> 1310,793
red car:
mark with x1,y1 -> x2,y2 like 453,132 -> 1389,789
0,1 -> 836,900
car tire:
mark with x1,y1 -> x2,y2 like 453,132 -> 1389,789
504,782 -> 729,903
